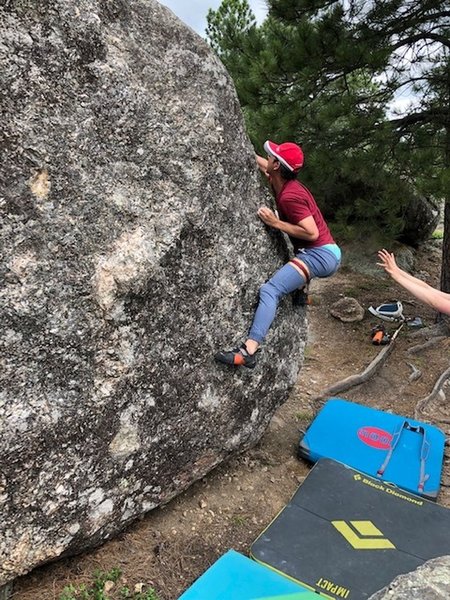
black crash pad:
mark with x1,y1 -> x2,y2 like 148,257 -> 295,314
251,459 -> 450,600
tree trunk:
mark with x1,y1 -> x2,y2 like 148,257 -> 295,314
441,199 -> 450,293
438,112 -> 450,327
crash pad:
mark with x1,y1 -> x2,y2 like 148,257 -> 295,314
298,398 -> 445,499
178,549 -> 318,599
251,459 -> 450,600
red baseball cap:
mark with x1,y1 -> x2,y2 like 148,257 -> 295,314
264,140 -> 304,172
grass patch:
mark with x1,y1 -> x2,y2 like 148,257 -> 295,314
231,514 -> 248,527
60,568 -> 160,600
295,411 -> 314,422
303,346 -> 313,359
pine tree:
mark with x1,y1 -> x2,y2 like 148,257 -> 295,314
207,0 -> 449,290
267,0 -> 450,286
206,0 -> 256,61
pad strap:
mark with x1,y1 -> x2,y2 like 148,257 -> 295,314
377,420 -> 429,492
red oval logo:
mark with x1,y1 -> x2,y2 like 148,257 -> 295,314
357,426 -> 392,450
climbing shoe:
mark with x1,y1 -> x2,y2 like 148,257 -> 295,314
292,288 -> 311,306
368,301 -> 404,322
214,343 -> 258,369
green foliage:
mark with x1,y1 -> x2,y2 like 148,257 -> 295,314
205,0 -> 256,61
295,411 -> 314,421
206,0 -> 449,247
59,568 -> 160,600
231,513 -> 248,526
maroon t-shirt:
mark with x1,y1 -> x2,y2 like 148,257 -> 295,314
276,179 -> 334,252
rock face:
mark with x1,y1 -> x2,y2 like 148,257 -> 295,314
0,0 -> 306,585
369,556 -> 450,599
400,192 -> 440,247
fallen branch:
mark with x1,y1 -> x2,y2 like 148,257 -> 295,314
407,336 -> 447,355
406,362 -> 422,382
313,324 -> 404,402
414,365 -> 450,419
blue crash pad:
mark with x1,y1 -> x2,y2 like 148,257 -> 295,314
178,549 -> 318,599
298,398 -> 445,499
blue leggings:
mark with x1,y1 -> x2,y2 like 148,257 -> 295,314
248,246 -> 341,344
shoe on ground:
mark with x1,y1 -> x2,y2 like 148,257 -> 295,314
292,288 -> 310,306
368,301 -> 403,322
214,343 -> 258,369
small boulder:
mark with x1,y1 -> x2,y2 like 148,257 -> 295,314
369,556 -> 450,599
330,297 -> 365,322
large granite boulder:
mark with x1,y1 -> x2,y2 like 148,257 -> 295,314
400,191 -> 440,247
369,556 -> 450,599
0,0 -> 306,585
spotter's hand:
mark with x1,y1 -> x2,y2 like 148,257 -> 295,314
377,249 -> 399,276
257,206 -> 279,228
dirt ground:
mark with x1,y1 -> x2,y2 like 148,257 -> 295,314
12,242 -> 450,600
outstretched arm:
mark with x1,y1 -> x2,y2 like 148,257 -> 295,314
377,249 -> 450,315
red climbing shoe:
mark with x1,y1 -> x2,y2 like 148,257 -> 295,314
214,344 -> 258,369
